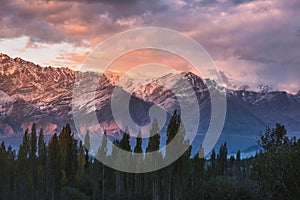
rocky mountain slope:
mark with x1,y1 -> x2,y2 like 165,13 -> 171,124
1,53 -> 300,153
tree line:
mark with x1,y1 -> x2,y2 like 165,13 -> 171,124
0,112 -> 300,199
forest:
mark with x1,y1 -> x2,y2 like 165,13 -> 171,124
0,112 -> 300,200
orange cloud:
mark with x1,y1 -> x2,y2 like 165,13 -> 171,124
53,51 -> 90,69
0,0 -> 299,92
59,24 -> 90,38
101,49 -> 195,74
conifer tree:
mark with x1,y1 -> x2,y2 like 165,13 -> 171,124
22,129 -> 30,158
0,141 -> 7,197
133,130 -> 144,195
118,127 -> 132,195
119,127 -> 131,152
77,141 -> 86,175
16,142 -> 32,200
97,131 -> 108,159
37,128 -> 47,200
236,150 -> 241,174
84,130 -> 91,151
29,123 -> 38,198
218,142 -> 228,176
166,111 -> 180,145
84,130 -> 91,174
97,131 -> 108,200
38,128 -> 47,165
146,119 -> 163,200
165,111 -> 185,200
146,118 -> 160,153
210,149 -> 216,176
134,130 -> 143,154
59,124 -> 78,183
5,146 -> 15,200
253,123 -> 298,199
30,123 -> 37,160
47,133 -> 61,200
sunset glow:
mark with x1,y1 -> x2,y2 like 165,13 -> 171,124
0,0 -> 299,92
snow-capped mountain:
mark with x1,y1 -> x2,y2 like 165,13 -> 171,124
1,53 -> 300,153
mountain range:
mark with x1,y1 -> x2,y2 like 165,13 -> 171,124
1,53 -> 300,154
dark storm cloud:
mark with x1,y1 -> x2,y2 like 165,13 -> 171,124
44,0 -> 140,3
0,0 -> 67,43
177,0 -> 256,8
0,0 -> 168,44
45,0 -> 168,17
230,0 -> 255,4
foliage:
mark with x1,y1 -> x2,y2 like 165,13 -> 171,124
0,120 -> 299,200
253,123 -> 300,200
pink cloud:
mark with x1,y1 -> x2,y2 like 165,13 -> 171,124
0,0 -> 299,91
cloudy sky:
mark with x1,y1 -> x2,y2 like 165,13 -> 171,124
0,0 -> 299,93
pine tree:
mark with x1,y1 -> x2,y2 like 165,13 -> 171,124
77,141 -> 86,175
38,128 -> 47,165
97,131 -> 108,159
30,123 -> 37,160
235,150 -> 241,175
84,130 -> 91,151
47,133 -> 61,200
187,146 -> 205,197
118,127 -> 131,196
29,123 -> 38,199
229,155 -> 235,174
133,130 -> 144,195
146,118 -> 160,153
16,144 -> 28,199
59,124 -> 78,183
218,142 -> 228,176
210,149 -> 216,176
146,119 -> 163,200
37,128 -> 47,200
0,141 -> 7,198
22,129 -> 30,158
96,131 -> 108,200
166,111 -> 180,145
253,123 -> 298,199
134,130 -> 143,154
5,146 -> 15,200
84,130 -> 91,174
119,127 -> 131,152
16,132 -> 32,200
174,123 -> 189,200
197,145 -> 205,176
165,111 -> 186,200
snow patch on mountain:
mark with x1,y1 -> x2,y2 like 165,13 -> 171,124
1,53 -> 300,153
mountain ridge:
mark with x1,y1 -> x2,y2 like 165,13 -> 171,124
1,53 -> 300,154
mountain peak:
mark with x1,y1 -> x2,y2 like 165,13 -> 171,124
180,71 -> 207,89
14,57 -> 22,63
181,71 -> 197,78
181,71 -> 203,82
257,84 -> 273,93
1,53 -> 10,61
0,53 -> 32,67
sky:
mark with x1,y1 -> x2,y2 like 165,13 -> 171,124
0,0 -> 299,93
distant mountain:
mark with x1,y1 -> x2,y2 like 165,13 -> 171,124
1,53 -> 300,153
228,145 -> 262,159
